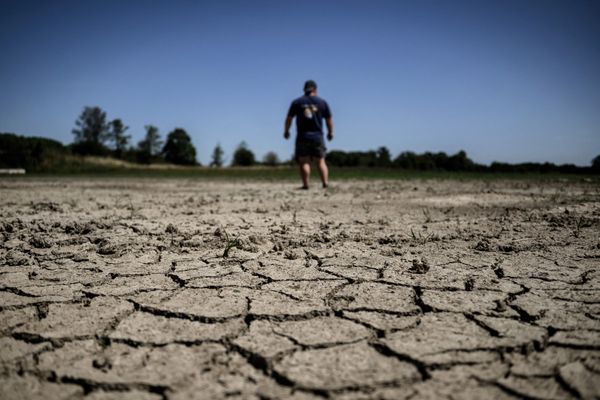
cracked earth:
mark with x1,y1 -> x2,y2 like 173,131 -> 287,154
1,177 -> 599,399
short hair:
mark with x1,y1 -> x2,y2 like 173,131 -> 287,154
304,80 -> 317,93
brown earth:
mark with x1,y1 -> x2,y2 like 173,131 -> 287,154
1,177 -> 599,399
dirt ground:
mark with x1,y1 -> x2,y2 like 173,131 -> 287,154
1,177 -> 599,399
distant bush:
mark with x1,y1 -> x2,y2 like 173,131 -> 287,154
0,133 -> 68,171
326,146 -> 391,168
327,148 -> 479,171
69,141 -> 110,157
232,142 -> 256,166
592,155 -> 600,173
325,148 -> 596,174
327,150 -> 376,167
376,146 -> 392,167
391,150 -> 478,171
490,161 -> 582,174
162,128 -> 198,165
262,151 -> 280,166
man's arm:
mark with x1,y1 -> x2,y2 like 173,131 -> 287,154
326,117 -> 334,141
284,116 -> 293,139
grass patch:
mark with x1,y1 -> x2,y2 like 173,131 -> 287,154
16,167 -> 598,182
2,155 -> 598,182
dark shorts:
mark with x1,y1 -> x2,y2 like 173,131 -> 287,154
295,138 -> 326,159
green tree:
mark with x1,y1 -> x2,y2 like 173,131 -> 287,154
0,133 -> 66,171
232,142 -> 256,166
446,150 -> 475,171
137,125 -> 163,163
108,119 -> 130,158
376,146 -> 391,167
162,128 -> 197,165
593,155 -> 600,172
71,106 -> 110,155
393,151 -> 418,169
210,143 -> 225,167
262,151 -> 280,166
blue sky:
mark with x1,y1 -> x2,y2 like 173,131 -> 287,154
1,0 -> 599,165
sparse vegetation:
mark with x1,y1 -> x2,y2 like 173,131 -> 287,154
219,228 -> 242,258
361,202 -> 372,214
572,215 -> 593,238
1,175 -> 598,398
409,228 -> 439,244
422,208 -> 432,223
127,199 -> 140,220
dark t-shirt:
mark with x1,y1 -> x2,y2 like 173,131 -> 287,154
287,95 -> 331,142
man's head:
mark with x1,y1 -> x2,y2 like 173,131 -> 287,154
304,80 -> 317,94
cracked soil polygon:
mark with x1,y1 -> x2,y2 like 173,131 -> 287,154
1,178 -> 599,398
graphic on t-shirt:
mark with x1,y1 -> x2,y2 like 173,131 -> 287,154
303,105 -> 318,119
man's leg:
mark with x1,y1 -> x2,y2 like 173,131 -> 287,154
298,156 -> 311,189
317,157 -> 329,188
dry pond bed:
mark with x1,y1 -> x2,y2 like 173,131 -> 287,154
1,177 -> 599,399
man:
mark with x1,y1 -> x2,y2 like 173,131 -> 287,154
284,80 -> 334,189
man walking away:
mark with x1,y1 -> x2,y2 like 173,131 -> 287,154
284,80 -> 334,189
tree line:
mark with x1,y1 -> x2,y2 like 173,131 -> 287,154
326,148 -> 600,174
69,106 -> 281,167
69,106 -> 196,165
1,105 -> 599,173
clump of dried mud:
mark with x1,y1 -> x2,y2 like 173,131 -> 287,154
1,177 -> 599,399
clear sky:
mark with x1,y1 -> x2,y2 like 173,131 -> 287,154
1,0 -> 599,166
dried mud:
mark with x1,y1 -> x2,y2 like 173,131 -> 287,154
1,177 -> 599,399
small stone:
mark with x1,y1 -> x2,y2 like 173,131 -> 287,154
474,239 -> 491,251
408,258 -> 429,274
30,235 -> 51,249
92,356 -> 112,372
